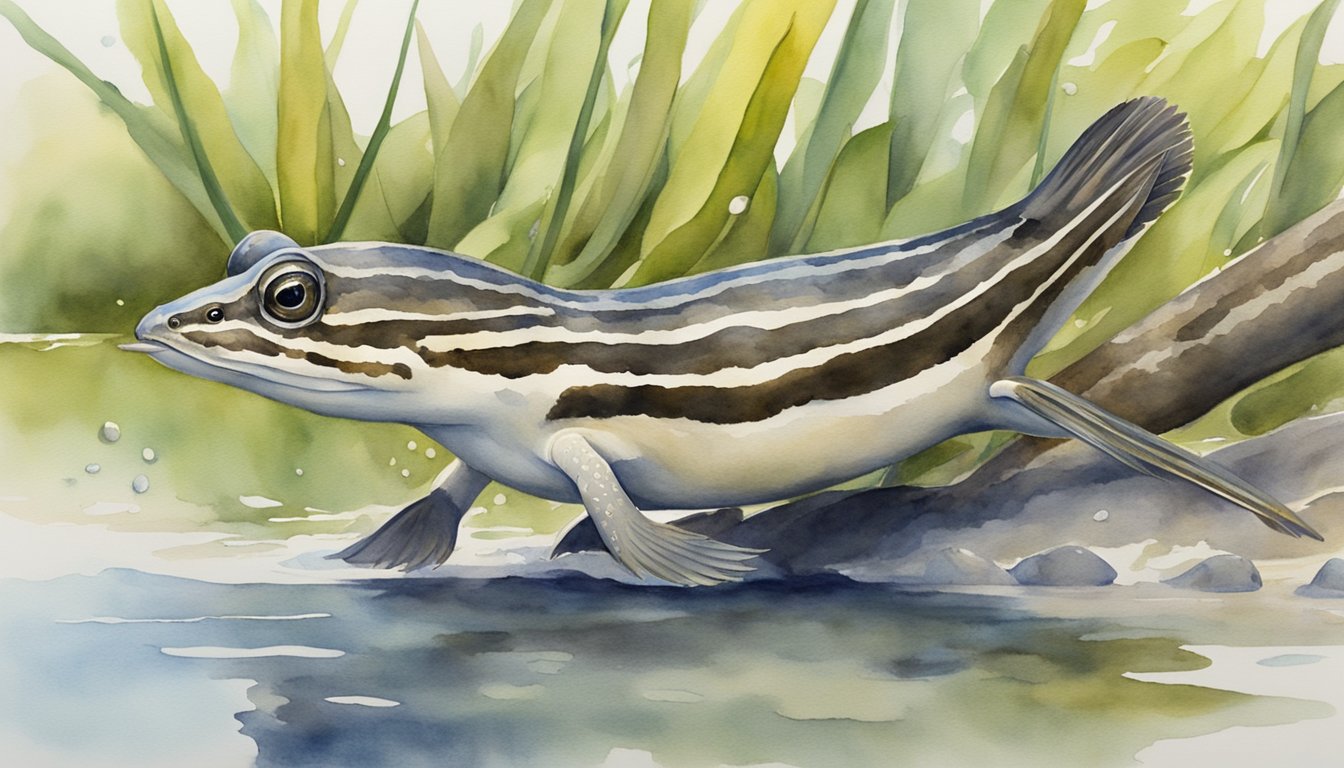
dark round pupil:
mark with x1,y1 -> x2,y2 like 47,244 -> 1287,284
275,281 -> 306,309
206,307 -> 224,322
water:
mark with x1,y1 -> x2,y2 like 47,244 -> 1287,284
3,337 -> 1344,767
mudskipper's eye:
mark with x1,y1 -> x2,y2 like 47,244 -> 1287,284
205,306 -> 225,323
258,260 -> 325,327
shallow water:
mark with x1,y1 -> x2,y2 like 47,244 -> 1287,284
3,337 -> 1344,767
4,569 -> 1341,768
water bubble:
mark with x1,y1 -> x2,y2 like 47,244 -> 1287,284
493,493 -> 507,506
1093,509 -> 1109,522
116,299 -> 125,307
728,195 -> 750,215
1061,81 -> 1078,95
407,440 -> 417,451
85,464 -> 101,475
100,421 -> 121,443
100,35 -> 116,48
425,448 -> 437,459
400,469 -> 410,478
337,157 -> 346,167
295,468 -> 304,476
389,457 -> 397,466
131,474 -> 150,494
142,448 -> 156,463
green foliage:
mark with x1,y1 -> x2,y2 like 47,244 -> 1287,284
4,0 -> 1344,487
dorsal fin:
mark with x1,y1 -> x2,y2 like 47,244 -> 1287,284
1023,96 -> 1193,239
227,230 -> 300,276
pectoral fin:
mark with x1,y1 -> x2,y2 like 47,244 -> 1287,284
330,459 -> 492,569
991,376 -> 1323,541
549,433 -> 763,586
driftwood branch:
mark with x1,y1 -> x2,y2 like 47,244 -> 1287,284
711,200 -> 1344,573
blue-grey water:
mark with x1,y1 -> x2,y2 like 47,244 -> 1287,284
2,568 -> 1339,768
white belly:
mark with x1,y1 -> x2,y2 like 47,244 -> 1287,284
419,348 -> 996,511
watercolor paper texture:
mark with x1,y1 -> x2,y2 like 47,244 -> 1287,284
3,1 -> 1344,765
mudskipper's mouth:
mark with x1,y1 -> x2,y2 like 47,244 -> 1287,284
118,341 -> 166,354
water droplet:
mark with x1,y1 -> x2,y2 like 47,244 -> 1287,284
142,447 -> 156,463
400,469 -> 410,478
407,441 -> 417,451
389,457 -> 397,466
425,448 -> 437,459
116,299 -> 125,307
100,35 -> 116,48
337,157 -> 346,167
1222,248 -> 1232,257
295,468 -> 304,476
1061,81 -> 1078,95
728,195 -> 750,215
85,464 -> 101,475
131,474 -> 150,494
493,493 -> 507,506
100,421 -> 121,443
1093,509 -> 1109,522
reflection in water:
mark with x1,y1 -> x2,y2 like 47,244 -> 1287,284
0,570 -> 1329,768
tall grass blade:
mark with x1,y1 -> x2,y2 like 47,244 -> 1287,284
884,0 -> 978,210
964,0 -> 1085,213
1263,0 -> 1341,237
278,0 -> 331,244
417,21 -> 461,154
325,0 -> 360,61
520,0 -> 631,281
423,0 -> 554,250
146,0 -> 250,243
225,0 -> 280,190
628,0 -> 836,286
324,0 -> 421,242
547,0 -> 693,288
771,0 -> 895,256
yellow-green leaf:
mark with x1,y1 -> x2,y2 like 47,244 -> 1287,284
278,0 -> 331,244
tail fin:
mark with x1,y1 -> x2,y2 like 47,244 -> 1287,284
990,98 -> 1194,374
1023,97 -> 1193,239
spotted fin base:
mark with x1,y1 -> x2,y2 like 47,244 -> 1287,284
991,376 -> 1323,541
550,434 -> 763,586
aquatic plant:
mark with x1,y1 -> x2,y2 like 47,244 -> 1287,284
2,0 -> 1343,489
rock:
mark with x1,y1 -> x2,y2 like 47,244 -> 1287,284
918,547 -> 1015,586
1298,558 -> 1344,597
1163,554 -> 1261,593
99,421 -> 121,443
1009,546 -> 1116,586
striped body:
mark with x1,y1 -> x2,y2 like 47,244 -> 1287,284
135,162 -> 1156,510
134,97 -> 1323,586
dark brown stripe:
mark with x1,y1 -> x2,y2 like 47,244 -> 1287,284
183,329 -> 412,380
547,178 -> 1145,424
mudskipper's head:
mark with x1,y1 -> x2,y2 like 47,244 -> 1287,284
127,231 -> 416,417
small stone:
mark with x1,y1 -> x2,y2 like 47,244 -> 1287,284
142,447 -> 156,463
1009,546 -> 1117,587
100,421 -> 121,443
1299,558 -> 1344,597
1093,509 -> 1109,522
919,547 -> 1016,586
1163,554 -> 1261,593
131,474 -> 150,494
85,464 -> 101,475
